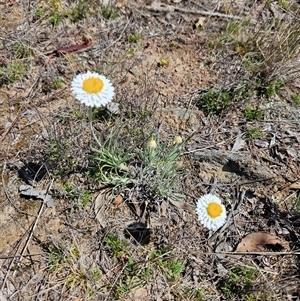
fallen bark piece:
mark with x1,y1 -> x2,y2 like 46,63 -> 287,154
19,185 -> 54,207
235,232 -> 290,252
146,1 -> 243,20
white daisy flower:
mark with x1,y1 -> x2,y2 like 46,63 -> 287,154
196,193 -> 227,231
71,71 -> 114,107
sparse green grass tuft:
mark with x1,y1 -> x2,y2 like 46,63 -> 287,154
291,93 -> 300,107
0,62 -> 26,85
221,266 -> 261,300
101,6 -> 118,20
70,0 -> 89,21
128,32 -> 142,43
54,182 -> 92,208
246,126 -> 264,139
198,89 -> 231,114
105,234 -> 129,259
43,77 -> 63,92
207,7 -> 300,114
13,42 -> 33,59
35,0 -> 92,26
87,115 -> 184,201
46,138 -> 78,177
109,245 -> 186,299
45,243 -> 90,294
87,129 -> 133,187
244,106 -> 264,120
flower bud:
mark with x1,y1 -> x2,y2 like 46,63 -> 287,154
147,138 -> 157,149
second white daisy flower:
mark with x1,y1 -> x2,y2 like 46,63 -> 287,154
196,193 -> 227,231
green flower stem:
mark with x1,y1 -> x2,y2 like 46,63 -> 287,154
88,107 -> 102,147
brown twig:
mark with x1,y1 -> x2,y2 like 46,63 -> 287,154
44,37 -> 93,65
146,1 -> 244,20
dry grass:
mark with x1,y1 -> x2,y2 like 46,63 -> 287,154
1,0 -> 300,300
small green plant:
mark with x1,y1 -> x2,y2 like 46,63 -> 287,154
55,183 -> 92,207
101,6 -> 118,20
115,280 -> 131,299
46,138 -> 77,177
44,77 -> 63,92
242,52 -> 264,72
0,62 -> 26,85
149,248 -> 186,281
51,77 -> 63,89
221,266 -> 258,299
91,269 -> 101,282
70,0 -> 89,21
63,183 -> 80,200
291,93 -> 300,106
49,10 -> 62,26
65,268 -> 87,290
114,256 -> 150,299
35,6 -> 46,19
188,288 -> 204,301
48,0 -> 63,25
13,42 -> 33,59
80,190 -> 92,207
88,131 -> 133,187
46,243 -> 89,294
226,20 -> 241,36
138,137 -> 184,200
128,32 -> 142,43
47,246 -> 66,272
105,234 -> 129,259
126,48 -> 138,56
244,106 -> 264,120
157,257 -> 186,281
246,126 -> 264,139
256,79 -> 283,98
198,89 -> 231,114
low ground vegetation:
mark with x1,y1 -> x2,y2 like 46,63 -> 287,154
0,0 -> 300,300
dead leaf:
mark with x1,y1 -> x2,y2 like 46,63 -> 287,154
112,195 -> 123,206
115,0 -> 127,8
94,189 -> 113,227
289,182 -> 300,189
235,232 -> 290,252
231,131 -> 245,152
168,197 -> 194,214
124,287 -> 149,301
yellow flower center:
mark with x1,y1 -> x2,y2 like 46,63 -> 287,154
207,202 -> 223,218
82,77 -> 104,94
